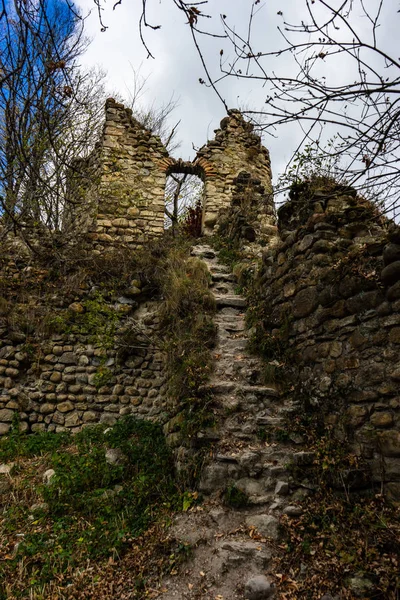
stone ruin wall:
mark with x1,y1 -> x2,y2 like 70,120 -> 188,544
0,291 -> 169,436
197,109 -> 277,244
257,186 -> 400,498
71,98 -> 169,248
1,100 -> 400,497
0,103 -> 278,437
70,101 -> 276,249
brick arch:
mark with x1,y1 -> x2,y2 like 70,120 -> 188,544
158,157 -> 216,181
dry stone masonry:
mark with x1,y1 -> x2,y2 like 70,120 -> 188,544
1,101 -> 400,506
70,101 -> 277,249
257,184 -> 400,500
0,296 -> 168,435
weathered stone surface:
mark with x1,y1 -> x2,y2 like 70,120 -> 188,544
346,575 -> 375,597
64,412 -> 81,427
378,430 -> 400,456
381,261 -> 400,285
82,411 -> 97,423
283,505 -> 303,517
383,243 -> 400,266
105,448 -> 126,465
275,481 -> 289,496
40,403 -> 55,415
245,575 -> 275,599
100,413 -> 117,426
57,401 -> 74,413
370,411 -> 393,428
387,281 -> 400,302
43,469 -> 56,485
59,352 -> 77,365
293,287 -> 318,318
245,515 -> 279,539
69,302 -> 84,313
389,327 -> 400,343
0,409 -> 14,422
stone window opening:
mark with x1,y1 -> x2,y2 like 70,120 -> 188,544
164,172 -> 205,234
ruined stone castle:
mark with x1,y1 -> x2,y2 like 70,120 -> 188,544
1,99 -> 400,501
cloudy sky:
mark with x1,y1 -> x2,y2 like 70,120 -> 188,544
74,0 -> 399,201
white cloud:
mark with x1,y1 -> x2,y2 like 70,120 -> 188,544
75,0 -> 400,199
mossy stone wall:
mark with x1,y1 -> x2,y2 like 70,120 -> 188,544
256,183 -> 400,499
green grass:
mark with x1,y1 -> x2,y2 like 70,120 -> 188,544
0,417 -> 180,598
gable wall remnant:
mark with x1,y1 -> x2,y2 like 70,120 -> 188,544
196,109 -> 276,243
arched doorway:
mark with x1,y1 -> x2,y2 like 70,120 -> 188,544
164,161 -> 206,235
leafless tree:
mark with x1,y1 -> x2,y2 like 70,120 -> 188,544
124,65 -> 181,155
164,172 -> 204,232
123,65 -> 204,229
0,0 -> 106,237
92,0 -> 400,217
218,0 -> 400,215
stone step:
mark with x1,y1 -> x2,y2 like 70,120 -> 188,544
209,264 -> 231,275
240,384 -> 279,398
217,338 -> 248,352
219,306 -> 246,317
211,272 -> 236,283
213,359 -> 263,376
215,296 -> 247,309
256,415 -> 285,427
201,381 -> 237,394
191,245 -> 216,259
216,319 -> 246,331
212,283 -> 234,295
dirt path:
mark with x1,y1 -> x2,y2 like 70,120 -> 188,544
159,244 -> 307,600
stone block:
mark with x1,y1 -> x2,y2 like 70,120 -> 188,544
245,514 -> 279,540
40,403 -> 55,415
378,430 -> 400,456
64,412 -> 81,427
100,413 -> 117,426
293,287 -> 318,318
0,423 -> 11,435
0,408 -> 15,422
389,327 -> 400,343
59,352 -> 77,365
82,411 -> 97,423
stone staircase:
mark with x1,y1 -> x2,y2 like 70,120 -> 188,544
159,244 -> 308,600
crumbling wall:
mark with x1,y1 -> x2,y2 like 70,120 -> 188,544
196,109 -> 276,243
0,249 -> 169,433
257,182 -> 400,498
71,98 -> 169,249
0,304 -> 168,435
70,103 -> 276,248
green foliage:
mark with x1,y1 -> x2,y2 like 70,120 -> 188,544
0,296 -> 9,316
0,417 -> 70,462
0,417 -> 179,597
211,235 -> 242,269
159,245 -> 216,405
68,292 -> 121,349
224,484 -> 249,508
92,365 -> 114,389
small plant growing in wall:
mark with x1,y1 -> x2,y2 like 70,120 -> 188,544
224,484 -> 249,508
93,365 -> 114,389
68,292 -> 121,349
